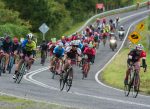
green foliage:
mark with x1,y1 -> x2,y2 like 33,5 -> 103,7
0,24 -> 29,38
0,0 -> 143,42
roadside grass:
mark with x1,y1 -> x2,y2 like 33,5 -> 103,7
0,95 -> 77,109
63,21 -> 85,36
101,18 -> 150,95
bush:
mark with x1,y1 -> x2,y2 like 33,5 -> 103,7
0,23 -> 30,39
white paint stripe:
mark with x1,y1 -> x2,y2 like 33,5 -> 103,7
25,66 -> 150,108
23,7 -> 150,108
73,92 -> 150,108
95,16 -> 150,98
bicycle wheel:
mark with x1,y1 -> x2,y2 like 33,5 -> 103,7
0,56 -> 6,75
124,84 -> 130,96
8,56 -> 14,74
132,73 -> 140,98
82,63 -> 89,80
60,74 -> 65,91
16,63 -> 26,84
66,68 -> 73,92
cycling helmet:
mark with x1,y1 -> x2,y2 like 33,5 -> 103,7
120,26 -> 124,29
137,44 -> 143,50
27,33 -> 33,39
13,37 -> 19,43
61,36 -> 65,39
0,37 -> 4,41
89,43 -> 93,48
102,18 -> 106,23
74,40 -> 79,45
58,42 -> 63,47
136,44 -> 142,50
5,36 -> 11,40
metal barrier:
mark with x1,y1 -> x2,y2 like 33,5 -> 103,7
70,2 -> 147,36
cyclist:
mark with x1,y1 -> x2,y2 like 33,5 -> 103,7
64,40 -> 82,79
124,44 -> 147,85
49,42 -> 65,73
1,36 -> 13,73
119,26 -> 124,31
13,33 -> 36,79
40,40 -> 48,65
11,37 -> 21,64
83,43 -> 96,64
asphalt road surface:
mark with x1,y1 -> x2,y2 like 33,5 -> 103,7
0,7 -> 150,109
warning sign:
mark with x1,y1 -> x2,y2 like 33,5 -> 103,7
135,22 -> 145,31
128,31 -> 141,44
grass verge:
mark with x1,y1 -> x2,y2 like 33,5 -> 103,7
0,95 -> 77,109
63,21 -> 85,36
101,18 -> 150,95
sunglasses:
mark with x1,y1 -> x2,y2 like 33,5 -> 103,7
72,45 -> 78,47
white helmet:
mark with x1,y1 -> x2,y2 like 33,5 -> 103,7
58,42 -> 63,47
136,44 -> 143,50
120,26 -> 124,28
27,33 -> 33,39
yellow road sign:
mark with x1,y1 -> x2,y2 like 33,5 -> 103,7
135,22 -> 145,31
128,31 -> 141,44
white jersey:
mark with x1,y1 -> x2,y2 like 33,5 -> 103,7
65,46 -> 81,55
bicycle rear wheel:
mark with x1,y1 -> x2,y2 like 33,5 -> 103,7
132,73 -> 140,98
0,56 -> 6,75
66,68 -> 73,92
16,63 -> 26,84
124,84 -> 130,96
60,73 -> 67,91
66,78 -> 72,92
8,56 -> 14,74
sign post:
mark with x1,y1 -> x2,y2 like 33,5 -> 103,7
39,23 -> 49,41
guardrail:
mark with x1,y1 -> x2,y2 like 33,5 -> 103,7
71,1 -> 147,35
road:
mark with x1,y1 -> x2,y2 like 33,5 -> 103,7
0,7 -> 150,109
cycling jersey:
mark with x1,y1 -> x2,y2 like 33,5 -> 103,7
65,46 -> 81,59
83,47 -> 96,56
21,39 -> 36,57
40,42 -> 48,51
53,46 -> 65,58
22,39 -> 36,52
12,43 -> 20,53
128,49 -> 146,64
2,40 -> 13,53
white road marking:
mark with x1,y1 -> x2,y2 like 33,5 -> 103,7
22,10 -> 150,108
0,6 -> 149,109
95,16 -> 150,98
24,67 -> 150,108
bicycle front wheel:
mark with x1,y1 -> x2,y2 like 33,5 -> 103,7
66,78 -> 72,92
124,84 -> 130,97
16,63 -> 26,84
60,78 -> 65,91
132,73 -> 140,98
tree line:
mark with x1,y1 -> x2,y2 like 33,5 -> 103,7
0,0 -> 134,43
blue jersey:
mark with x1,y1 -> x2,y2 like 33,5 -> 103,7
79,43 -> 83,50
53,46 -> 65,58
21,39 -> 28,48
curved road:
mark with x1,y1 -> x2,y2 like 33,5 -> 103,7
0,7 -> 150,109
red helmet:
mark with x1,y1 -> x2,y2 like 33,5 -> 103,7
13,37 -> 18,43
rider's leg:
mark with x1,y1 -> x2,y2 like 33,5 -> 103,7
13,58 -> 24,79
5,53 -> 9,72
